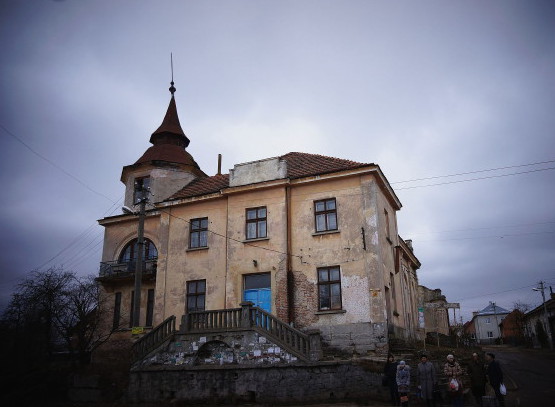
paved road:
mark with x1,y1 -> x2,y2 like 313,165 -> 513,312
483,345 -> 555,407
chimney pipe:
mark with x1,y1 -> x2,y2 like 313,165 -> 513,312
217,154 -> 222,175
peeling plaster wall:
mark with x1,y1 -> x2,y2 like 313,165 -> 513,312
122,165 -> 198,207
156,198 -> 229,324
229,157 -> 287,187
225,187 -> 288,319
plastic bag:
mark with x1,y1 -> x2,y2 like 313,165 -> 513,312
449,378 -> 459,392
500,383 -> 507,396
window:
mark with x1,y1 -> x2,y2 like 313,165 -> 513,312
485,318 -> 491,324
315,198 -> 337,232
246,207 -> 267,240
133,176 -> 150,204
187,280 -> 206,312
317,266 -> 342,311
129,290 -> 135,328
384,209 -> 390,239
119,238 -> 158,263
487,331 -> 494,338
113,292 -> 122,330
146,289 -> 155,327
190,217 -> 208,248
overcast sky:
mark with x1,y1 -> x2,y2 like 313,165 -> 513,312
1,0 -> 554,321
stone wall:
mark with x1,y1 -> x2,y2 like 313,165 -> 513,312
127,361 -> 387,405
136,330 -> 299,368
319,322 -> 388,355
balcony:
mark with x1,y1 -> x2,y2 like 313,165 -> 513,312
97,259 -> 157,283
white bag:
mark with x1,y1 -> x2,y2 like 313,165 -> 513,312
449,378 -> 459,392
499,383 -> 507,396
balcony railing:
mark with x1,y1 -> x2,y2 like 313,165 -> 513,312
132,315 -> 176,363
98,258 -> 157,281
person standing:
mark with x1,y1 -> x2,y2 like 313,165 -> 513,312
396,360 -> 411,407
467,352 -> 487,406
444,354 -> 463,407
485,352 -> 505,407
384,354 -> 400,406
417,354 -> 437,407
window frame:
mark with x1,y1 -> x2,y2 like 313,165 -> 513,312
314,198 -> 338,233
245,206 -> 267,240
112,292 -> 122,330
146,289 -> 155,327
189,217 -> 209,249
186,280 -> 207,313
119,238 -> 158,263
317,266 -> 342,311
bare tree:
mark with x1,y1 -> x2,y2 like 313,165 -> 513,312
1,267 -> 114,362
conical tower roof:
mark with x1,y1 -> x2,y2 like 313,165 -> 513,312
149,91 -> 190,147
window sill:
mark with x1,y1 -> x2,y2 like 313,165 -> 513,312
312,229 -> 340,237
243,237 -> 270,243
186,246 -> 209,252
315,309 -> 346,315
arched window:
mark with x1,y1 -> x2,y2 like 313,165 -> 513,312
119,238 -> 158,263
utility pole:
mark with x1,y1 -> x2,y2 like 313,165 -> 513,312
492,302 -> 502,344
534,281 -> 553,350
132,181 -> 147,332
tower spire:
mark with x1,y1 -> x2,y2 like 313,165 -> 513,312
169,52 -> 176,95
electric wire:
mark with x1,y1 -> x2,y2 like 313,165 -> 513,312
391,159 -> 555,184
0,123 -> 117,203
395,166 -> 555,190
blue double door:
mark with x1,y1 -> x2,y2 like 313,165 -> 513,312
243,273 -> 271,313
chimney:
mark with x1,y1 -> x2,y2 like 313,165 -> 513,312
217,154 -> 222,175
405,239 -> 413,251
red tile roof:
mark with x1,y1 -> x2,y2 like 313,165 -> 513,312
169,174 -> 230,200
168,152 -> 374,201
281,152 -> 371,179
135,144 -> 201,168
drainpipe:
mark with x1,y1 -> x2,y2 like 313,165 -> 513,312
286,184 -> 294,324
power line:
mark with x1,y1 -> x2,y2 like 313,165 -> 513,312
391,159 -> 555,184
416,230 -> 555,243
395,166 -> 555,190
407,220 -> 555,236
0,123 -> 117,203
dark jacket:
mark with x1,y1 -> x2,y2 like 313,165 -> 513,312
384,360 -> 399,381
467,360 -> 487,387
487,359 -> 503,386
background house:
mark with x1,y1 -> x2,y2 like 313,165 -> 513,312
523,294 -> 555,348
468,302 -> 510,344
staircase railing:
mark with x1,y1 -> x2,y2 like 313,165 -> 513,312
181,302 -> 321,362
132,315 -> 176,362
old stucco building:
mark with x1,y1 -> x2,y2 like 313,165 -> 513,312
96,83 -> 422,358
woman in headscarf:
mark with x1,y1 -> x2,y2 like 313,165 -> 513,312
396,360 -> 411,407
444,354 -> 463,407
